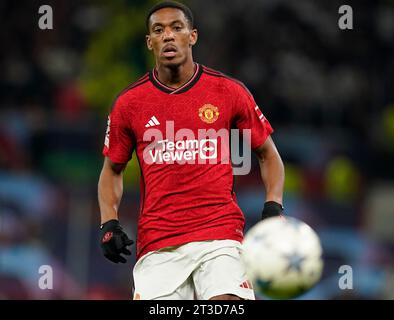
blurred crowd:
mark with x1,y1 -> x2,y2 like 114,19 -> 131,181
0,0 -> 393,299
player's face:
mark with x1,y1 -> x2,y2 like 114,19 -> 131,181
146,8 -> 197,67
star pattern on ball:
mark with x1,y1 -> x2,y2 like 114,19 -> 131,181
252,233 -> 272,248
284,251 -> 306,273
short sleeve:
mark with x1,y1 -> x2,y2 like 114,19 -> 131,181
233,84 -> 274,149
102,96 -> 135,163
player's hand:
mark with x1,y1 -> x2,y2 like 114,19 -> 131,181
261,201 -> 284,220
99,219 -> 134,263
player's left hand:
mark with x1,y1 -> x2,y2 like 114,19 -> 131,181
261,201 -> 284,220
99,219 -> 134,263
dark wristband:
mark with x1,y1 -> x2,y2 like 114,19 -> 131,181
100,219 -> 120,231
261,201 -> 284,220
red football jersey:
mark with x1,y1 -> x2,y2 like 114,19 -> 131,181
103,64 -> 273,259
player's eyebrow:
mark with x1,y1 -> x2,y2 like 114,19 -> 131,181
151,20 -> 185,28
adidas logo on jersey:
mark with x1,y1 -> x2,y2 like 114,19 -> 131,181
145,116 -> 160,128
240,280 -> 253,289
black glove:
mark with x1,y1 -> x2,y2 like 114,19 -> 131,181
261,201 -> 284,220
100,219 -> 134,263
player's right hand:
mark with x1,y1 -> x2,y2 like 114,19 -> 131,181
99,219 -> 134,264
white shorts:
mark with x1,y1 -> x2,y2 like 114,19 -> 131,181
132,240 -> 255,300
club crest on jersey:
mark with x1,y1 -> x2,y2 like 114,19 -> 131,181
199,104 -> 219,124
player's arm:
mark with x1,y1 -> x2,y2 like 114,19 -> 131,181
254,136 -> 285,219
98,157 -> 127,224
98,96 -> 135,263
98,158 -> 133,264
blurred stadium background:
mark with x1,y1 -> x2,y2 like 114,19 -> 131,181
0,0 -> 393,299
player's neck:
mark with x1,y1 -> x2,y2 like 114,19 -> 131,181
155,60 -> 196,89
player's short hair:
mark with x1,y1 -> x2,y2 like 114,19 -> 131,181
146,1 -> 194,31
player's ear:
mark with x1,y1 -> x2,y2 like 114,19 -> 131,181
189,28 -> 198,47
146,34 -> 153,51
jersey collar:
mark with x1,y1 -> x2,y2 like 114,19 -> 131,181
149,63 -> 203,94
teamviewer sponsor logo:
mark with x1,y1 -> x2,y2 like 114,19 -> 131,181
142,121 -> 252,174
200,139 -> 217,159
147,138 -> 217,164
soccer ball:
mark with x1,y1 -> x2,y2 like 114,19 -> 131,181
241,216 -> 323,299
